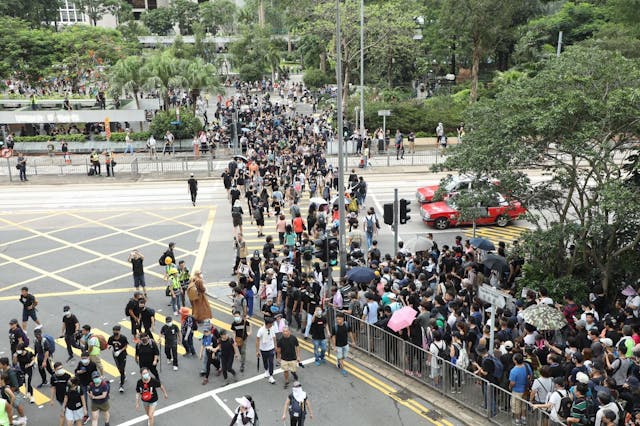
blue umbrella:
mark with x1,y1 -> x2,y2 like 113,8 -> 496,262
345,267 -> 376,283
470,237 -> 495,251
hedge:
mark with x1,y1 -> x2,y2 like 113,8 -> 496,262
94,132 -> 151,142
11,132 -> 153,143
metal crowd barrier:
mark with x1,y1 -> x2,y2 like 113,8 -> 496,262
325,305 -> 559,426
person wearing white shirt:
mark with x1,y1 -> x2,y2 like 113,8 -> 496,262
594,391 -> 620,426
255,318 -> 277,384
533,377 -> 567,423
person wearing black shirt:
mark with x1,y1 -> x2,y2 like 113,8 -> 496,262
107,325 -> 128,392
75,352 -> 98,405
138,299 -> 155,340
230,312 -> 251,373
187,174 -> 198,206
277,326 -> 300,388
135,368 -> 167,426
125,292 -> 143,340
19,287 -> 41,332
214,330 -> 239,384
8,319 -> 28,357
51,361 -> 71,426
14,343 -> 35,403
135,333 -> 160,381
302,284 -> 319,339
61,306 -> 80,362
33,328 -> 55,388
309,308 -> 328,365
286,285 -> 303,331
62,377 -> 87,425
160,317 -> 181,371
330,313 -> 354,376
127,250 -> 146,297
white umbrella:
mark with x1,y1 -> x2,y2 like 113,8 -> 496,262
405,236 -> 434,253
309,197 -> 328,208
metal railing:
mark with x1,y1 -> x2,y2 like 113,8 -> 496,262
324,305 -> 559,426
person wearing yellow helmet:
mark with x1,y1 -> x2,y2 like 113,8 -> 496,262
165,267 -> 181,316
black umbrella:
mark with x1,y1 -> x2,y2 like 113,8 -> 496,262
470,237 -> 495,251
345,267 -> 376,283
234,155 -> 248,162
482,253 -> 509,273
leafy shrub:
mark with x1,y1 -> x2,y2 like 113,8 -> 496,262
94,131 -> 151,142
149,109 -> 203,140
303,68 -> 333,90
238,63 -> 264,82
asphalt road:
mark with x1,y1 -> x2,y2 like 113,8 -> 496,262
0,178 -> 472,426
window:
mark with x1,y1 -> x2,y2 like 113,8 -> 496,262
59,0 -> 84,23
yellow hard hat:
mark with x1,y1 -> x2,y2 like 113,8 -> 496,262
168,268 -> 178,275
164,256 -> 172,265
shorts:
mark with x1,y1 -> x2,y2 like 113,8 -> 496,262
335,345 -> 349,360
12,392 -> 25,408
143,401 -> 157,408
281,360 -> 298,372
256,218 -> 265,226
65,408 -> 84,421
134,274 -> 146,288
92,401 -> 110,412
511,392 -> 525,415
22,308 -> 37,322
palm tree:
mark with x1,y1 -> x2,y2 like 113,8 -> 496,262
141,51 -> 184,110
180,57 -> 223,112
265,44 -> 281,82
109,56 -> 146,110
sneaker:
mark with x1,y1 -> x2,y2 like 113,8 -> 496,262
167,359 -> 173,365
202,378 -> 208,385
405,369 -> 413,377
173,366 -> 178,371
36,383 -> 45,389
264,371 -> 270,378
320,359 -> 326,364
341,369 -> 348,377
240,365 -> 244,373
66,356 -> 74,362
29,395 -> 35,404
314,361 -> 320,366
292,372 -> 298,381
82,415 -> 89,424
173,311 -> 179,316
268,376 -> 276,384
119,387 -> 124,393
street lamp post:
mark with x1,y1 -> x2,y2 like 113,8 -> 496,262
359,0 -> 365,143
335,0 -> 347,275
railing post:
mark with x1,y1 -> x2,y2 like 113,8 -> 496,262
7,158 -> 12,182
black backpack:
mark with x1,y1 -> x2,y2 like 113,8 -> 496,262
555,391 -> 572,420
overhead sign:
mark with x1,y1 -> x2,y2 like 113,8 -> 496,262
377,110 -> 391,116
478,284 -> 507,309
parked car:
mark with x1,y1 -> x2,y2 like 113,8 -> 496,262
420,194 -> 526,230
416,175 -> 498,204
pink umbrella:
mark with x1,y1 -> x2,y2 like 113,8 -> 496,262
387,306 -> 418,332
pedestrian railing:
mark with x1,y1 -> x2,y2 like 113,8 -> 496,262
324,305 -> 559,426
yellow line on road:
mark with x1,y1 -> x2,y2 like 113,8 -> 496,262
55,337 -> 122,378
0,251 -> 91,291
192,208 -> 216,272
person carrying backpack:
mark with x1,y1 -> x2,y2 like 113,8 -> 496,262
533,377 -> 572,424
363,208 -> 379,250
281,382 -> 314,425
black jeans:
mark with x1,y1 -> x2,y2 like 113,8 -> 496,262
65,333 -> 79,357
261,349 -> 275,376
114,354 -> 126,386
204,354 -> 221,378
221,355 -> 236,379
38,358 -> 54,384
165,343 -> 178,366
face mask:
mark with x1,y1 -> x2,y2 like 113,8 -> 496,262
93,378 -> 101,385
16,351 -> 24,355
56,369 -> 65,376
315,310 -> 322,316
234,316 -> 241,322
167,321 -> 172,326
142,373 -> 150,380
65,312 -> 71,317
81,359 -> 89,365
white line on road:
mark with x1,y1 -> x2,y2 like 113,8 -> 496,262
116,358 -> 315,426
211,393 -> 235,417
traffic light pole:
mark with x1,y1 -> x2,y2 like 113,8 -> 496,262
393,188 -> 399,255
335,0 -> 347,277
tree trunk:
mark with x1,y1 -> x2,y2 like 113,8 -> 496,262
258,0 -> 265,27
287,30 -> 292,53
341,40 -> 350,112
319,51 -> 327,74
470,35 -> 480,103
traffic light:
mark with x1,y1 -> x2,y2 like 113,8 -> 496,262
399,199 -> 411,224
328,237 -> 339,266
314,236 -> 327,262
383,203 -> 394,225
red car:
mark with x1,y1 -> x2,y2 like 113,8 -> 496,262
416,175 -> 498,204
420,194 -> 526,230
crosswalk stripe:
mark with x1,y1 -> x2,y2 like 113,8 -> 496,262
55,337 -> 123,379
463,226 -> 528,245
19,384 -> 49,405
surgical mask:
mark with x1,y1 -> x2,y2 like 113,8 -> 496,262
92,378 -> 101,385
16,350 -> 24,355
55,369 -> 65,376
65,312 -> 72,317
167,321 -> 172,326
142,373 -> 150,381
315,310 -> 322,316
234,316 -> 241,322
81,359 -> 89,365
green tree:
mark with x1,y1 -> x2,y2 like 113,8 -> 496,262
108,56 -> 146,110
150,109 -> 202,140
171,0 -> 199,35
0,0 -> 61,28
200,0 -> 237,35
141,51 -> 184,110
440,45 -> 640,293
0,17 -> 56,81
142,7 -> 175,36
180,57 -> 222,111
105,0 -> 133,26
73,0 -> 111,26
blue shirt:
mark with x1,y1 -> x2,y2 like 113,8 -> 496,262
509,364 -> 529,393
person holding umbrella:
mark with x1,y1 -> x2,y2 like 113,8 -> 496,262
281,381 -> 314,426
330,313 -> 355,377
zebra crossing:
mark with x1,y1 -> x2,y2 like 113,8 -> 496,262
463,225 -> 529,246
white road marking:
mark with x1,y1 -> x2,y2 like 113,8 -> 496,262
115,358 -> 315,425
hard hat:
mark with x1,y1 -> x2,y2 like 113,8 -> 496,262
165,256 -> 172,265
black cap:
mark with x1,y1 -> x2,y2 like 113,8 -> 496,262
9,319 -> 17,325
264,317 -> 275,324
112,325 -> 121,331
63,306 -> 70,312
